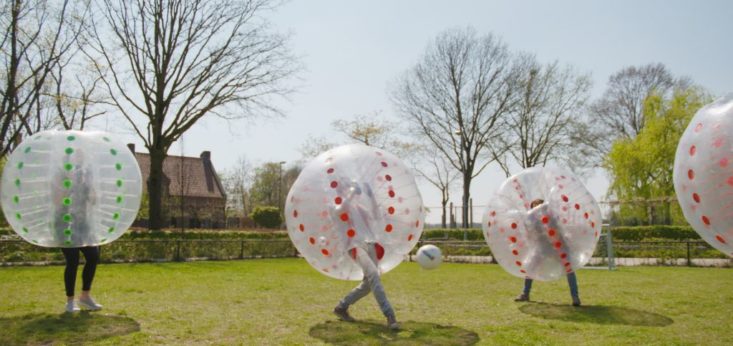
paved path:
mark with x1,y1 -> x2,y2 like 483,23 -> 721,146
406,255 -> 732,268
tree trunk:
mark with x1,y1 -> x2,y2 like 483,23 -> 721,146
462,171 -> 471,228
148,147 -> 166,230
441,190 -> 448,228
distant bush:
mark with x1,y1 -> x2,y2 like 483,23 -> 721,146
250,206 -> 283,229
124,229 -> 288,240
609,225 -> 700,241
422,228 -> 484,241
421,226 -> 702,242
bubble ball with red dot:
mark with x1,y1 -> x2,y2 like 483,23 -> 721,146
673,94 -> 733,257
285,144 -> 425,280
481,167 -> 601,281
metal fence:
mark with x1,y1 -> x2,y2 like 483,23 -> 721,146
0,239 -> 297,264
0,236 -> 728,267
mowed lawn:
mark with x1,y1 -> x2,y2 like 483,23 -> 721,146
0,259 -> 731,345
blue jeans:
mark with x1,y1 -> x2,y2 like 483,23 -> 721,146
523,272 -> 579,298
336,243 -> 395,318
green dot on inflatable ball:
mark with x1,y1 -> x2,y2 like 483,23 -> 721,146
64,228 -> 72,236
14,179 -> 21,187
65,147 -> 74,155
63,179 -> 73,189
13,195 -> 19,204
67,135 -> 75,141
24,147 -> 31,154
116,163 -> 122,171
103,137 -> 110,142
62,197 -> 72,206
110,148 -> 117,156
116,196 -> 124,204
15,213 -> 21,220
17,162 -> 23,169
116,179 -> 123,188
22,227 -> 28,233
62,214 -> 72,222
64,240 -> 71,245
113,212 -> 120,220
108,227 -> 115,233
64,163 -> 73,171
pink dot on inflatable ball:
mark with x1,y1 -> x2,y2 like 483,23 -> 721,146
692,193 -> 701,203
716,235 -> 727,244
702,215 -> 711,226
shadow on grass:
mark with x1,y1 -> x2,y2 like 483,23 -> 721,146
309,319 -> 479,346
0,312 -> 140,345
519,302 -> 673,327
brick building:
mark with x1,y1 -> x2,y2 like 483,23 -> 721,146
129,144 -> 227,228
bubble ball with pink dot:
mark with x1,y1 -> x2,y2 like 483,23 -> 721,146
285,144 -> 425,280
674,94 -> 733,257
482,167 -> 601,281
0,130 -> 143,248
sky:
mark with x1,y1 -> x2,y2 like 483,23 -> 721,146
103,0 -> 733,223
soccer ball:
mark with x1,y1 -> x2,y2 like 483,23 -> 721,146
415,244 -> 442,270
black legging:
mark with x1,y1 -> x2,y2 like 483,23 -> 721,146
61,247 -> 100,297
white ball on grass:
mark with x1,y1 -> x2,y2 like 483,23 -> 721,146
416,244 -> 442,270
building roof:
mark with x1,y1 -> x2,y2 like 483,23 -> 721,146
132,147 -> 226,199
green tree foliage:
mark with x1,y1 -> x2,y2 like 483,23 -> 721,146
605,88 -> 709,225
248,162 -> 301,210
250,206 -> 282,228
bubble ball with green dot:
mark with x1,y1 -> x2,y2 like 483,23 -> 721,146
0,130 -> 143,247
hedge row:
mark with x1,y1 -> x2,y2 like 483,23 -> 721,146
122,229 -> 289,240
0,225 -> 703,242
607,226 -> 700,241
421,225 -> 701,241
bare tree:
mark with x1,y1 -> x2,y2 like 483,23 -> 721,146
332,112 -> 395,147
492,55 -> 592,176
0,0 -> 88,155
223,155 -> 254,218
392,28 -> 515,228
413,144 -> 458,228
88,0 -> 297,229
298,135 -> 336,161
588,63 -> 681,155
51,54 -> 108,130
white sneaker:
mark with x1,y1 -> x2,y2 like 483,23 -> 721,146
65,301 -> 80,313
78,296 -> 103,311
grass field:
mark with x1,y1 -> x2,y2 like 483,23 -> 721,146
0,259 -> 730,345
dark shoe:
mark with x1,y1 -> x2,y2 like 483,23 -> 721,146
572,297 -> 581,306
387,315 -> 400,330
514,293 -> 530,302
333,306 -> 355,322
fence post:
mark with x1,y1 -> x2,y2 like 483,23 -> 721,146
175,240 -> 181,262
240,240 -> 245,259
686,241 -> 691,266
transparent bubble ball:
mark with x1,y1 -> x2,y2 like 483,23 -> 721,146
482,167 -> 601,281
285,144 -> 425,280
1,130 -> 143,247
674,94 -> 733,257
